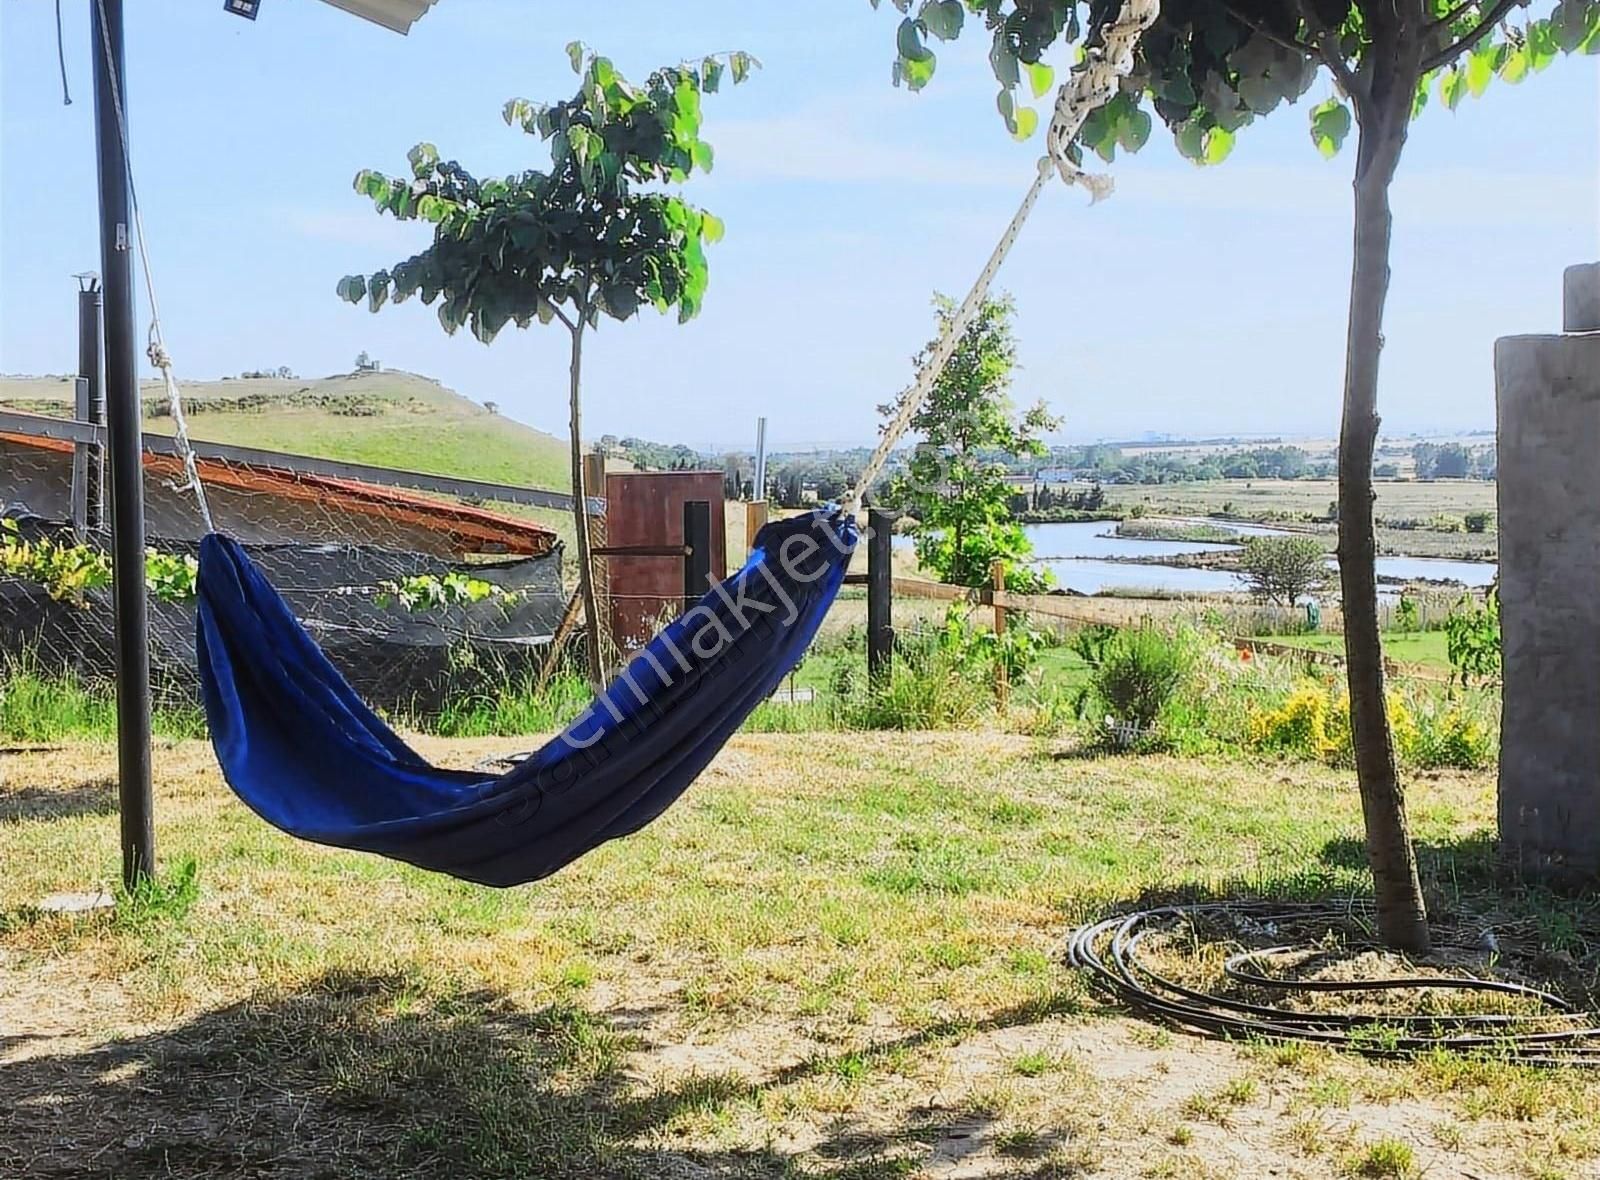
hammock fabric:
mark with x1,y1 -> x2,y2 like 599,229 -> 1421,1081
196,509 -> 855,886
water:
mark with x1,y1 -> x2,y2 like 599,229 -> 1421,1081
895,519 -> 1498,597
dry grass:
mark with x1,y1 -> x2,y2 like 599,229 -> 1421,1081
3,734 -> 1598,1178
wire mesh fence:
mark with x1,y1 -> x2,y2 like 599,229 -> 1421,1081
0,423 -> 575,724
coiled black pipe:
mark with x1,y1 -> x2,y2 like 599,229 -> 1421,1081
1065,902 -> 1600,1066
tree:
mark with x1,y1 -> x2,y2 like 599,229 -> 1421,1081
1433,442 -> 1472,478
339,44 -> 755,684
875,0 -> 1597,953
1412,441 -> 1439,479
882,294 -> 1059,590
1236,535 -> 1329,605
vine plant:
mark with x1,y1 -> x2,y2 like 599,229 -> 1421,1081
339,44 -> 755,684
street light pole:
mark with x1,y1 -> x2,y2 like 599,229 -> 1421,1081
91,0 -> 155,889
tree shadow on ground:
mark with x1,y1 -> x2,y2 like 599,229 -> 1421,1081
0,778 -> 115,823
0,969 -> 1088,1180
1084,829 -> 1600,1008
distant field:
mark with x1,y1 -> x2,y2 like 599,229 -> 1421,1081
1,370 -> 572,493
1106,478 -> 1498,559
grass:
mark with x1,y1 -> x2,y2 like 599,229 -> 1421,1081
1262,630 -> 1452,673
0,657 -> 205,742
5,731 -> 1599,1178
1343,1137 -> 1419,1178
2,370 -> 573,492
1115,519 -> 1240,544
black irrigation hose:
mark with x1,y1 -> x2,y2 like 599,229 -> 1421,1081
1065,902 -> 1600,1067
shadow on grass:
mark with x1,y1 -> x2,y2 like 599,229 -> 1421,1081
0,968 -> 1083,1180
0,778 -> 116,824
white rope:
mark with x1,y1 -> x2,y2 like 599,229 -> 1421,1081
844,0 -> 1160,515
93,0 -> 214,533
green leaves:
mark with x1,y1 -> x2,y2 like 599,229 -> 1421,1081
1026,60 -> 1055,99
1440,65 -> 1469,109
406,142 -> 438,178
342,45 -> 750,350
1465,43 -> 1496,96
920,0 -> 964,41
1202,125 -> 1235,164
1174,120 -> 1235,165
1309,99 -> 1352,158
1497,44 -> 1530,83
893,16 -> 938,89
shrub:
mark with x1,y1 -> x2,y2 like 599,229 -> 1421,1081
852,643 -> 991,730
1463,511 -> 1493,534
1250,679 -> 1416,768
1402,695 -> 1495,770
1074,624 -> 1194,748
1251,684 -> 1334,760
1392,595 -> 1420,633
1444,590 -> 1500,686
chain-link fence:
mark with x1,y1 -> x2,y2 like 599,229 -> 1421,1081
0,417 -> 577,721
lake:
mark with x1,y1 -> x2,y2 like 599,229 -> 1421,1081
896,520 -> 1497,597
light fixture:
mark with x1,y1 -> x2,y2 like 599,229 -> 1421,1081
223,0 -> 261,20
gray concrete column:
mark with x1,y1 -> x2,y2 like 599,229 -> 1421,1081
1496,263 -> 1600,878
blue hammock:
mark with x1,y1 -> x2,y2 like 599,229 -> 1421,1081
195,509 -> 855,886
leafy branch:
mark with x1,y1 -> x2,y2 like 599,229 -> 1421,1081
1,519 -> 196,605
375,572 -> 521,613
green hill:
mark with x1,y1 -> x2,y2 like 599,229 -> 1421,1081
1,369 -> 571,493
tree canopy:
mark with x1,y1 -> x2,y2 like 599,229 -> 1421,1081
875,0 -> 1597,164
883,294 -> 1060,590
338,44 -> 757,339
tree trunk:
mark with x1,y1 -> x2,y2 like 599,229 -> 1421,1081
1338,113 -> 1431,955
566,319 -> 605,691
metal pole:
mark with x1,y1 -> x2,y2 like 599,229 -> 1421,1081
866,508 -> 896,686
76,276 -> 105,533
753,416 -> 767,502
92,0 -> 155,889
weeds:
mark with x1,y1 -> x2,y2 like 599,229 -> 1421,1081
1343,1137 -> 1418,1179
1,653 -> 205,741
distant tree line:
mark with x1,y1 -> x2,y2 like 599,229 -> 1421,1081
1411,442 -> 1495,481
601,432 -> 1497,508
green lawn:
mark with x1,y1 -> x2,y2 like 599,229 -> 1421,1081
4,734 -> 1592,1178
1263,630 -> 1452,672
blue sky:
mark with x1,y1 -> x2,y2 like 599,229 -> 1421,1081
1,1 -> 1595,450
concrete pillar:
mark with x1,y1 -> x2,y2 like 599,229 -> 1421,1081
1564,263 -> 1600,332
1496,263 -> 1600,879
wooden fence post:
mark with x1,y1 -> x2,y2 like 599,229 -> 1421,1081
867,508 -> 896,686
992,558 -> 1008,710
583,450 -> 612,672
745,499 -> 768,559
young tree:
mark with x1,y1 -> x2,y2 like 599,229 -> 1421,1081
875,0 -> 1596,953
1237,535 -> 1329,605
338,44 -> 755,684
883,294 -> 1060,590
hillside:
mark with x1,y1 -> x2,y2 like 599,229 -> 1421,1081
0,370 -> 571,493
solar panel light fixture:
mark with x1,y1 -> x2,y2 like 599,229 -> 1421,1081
224,0 -> 261,19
